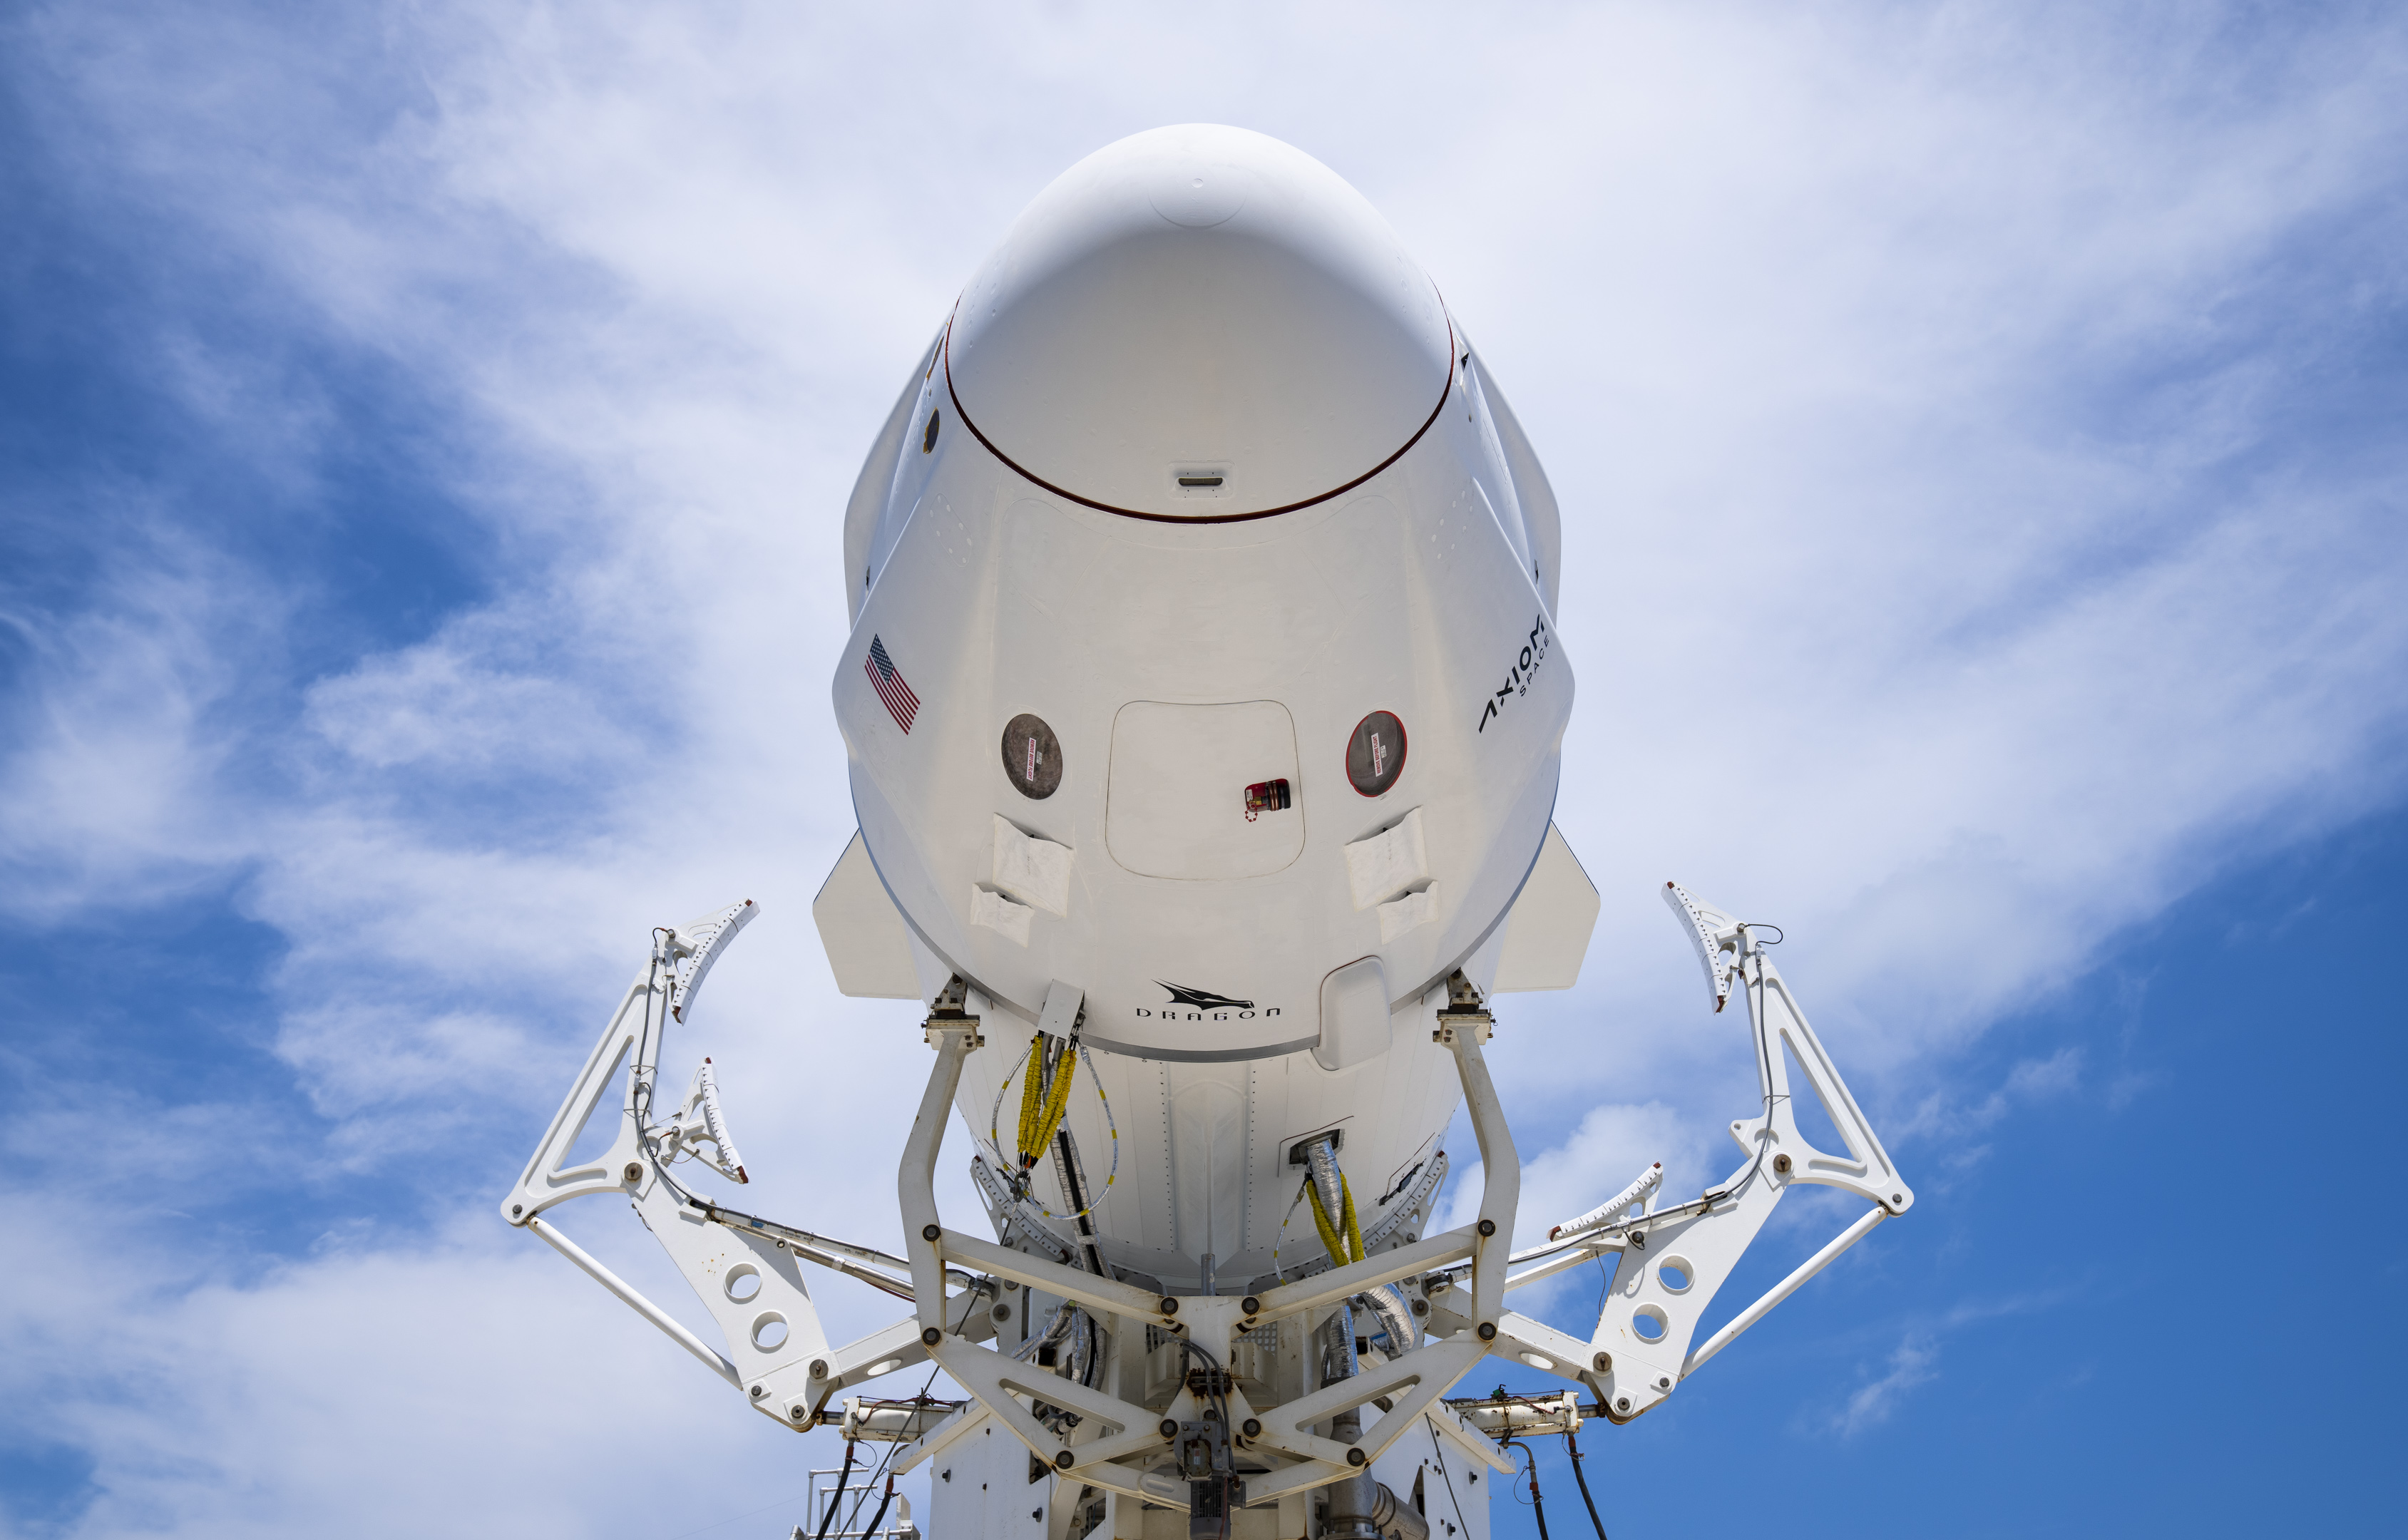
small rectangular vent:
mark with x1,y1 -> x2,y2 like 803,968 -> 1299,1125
1170,463 -> 1233,498
1287,1127 -> 1346,1166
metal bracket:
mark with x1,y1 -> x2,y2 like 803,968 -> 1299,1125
1432,885 -> 1912,1422
891,974 -> 1525,1507
501,903 -> 995,1428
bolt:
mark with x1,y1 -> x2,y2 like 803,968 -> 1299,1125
1005,1279 -> 1020,1290
1054,1450 -> 1075,1470
1411,1299 -> 1429,1317
1617,1397 -> 1631,1413
1159,1296 -> 1179,1315
1892,1193 -> 1905,1205
1242,1418 -> 1261,1439
1477,1218 -> 1496,1237
1773,1154 -> 1791,1175
1593,1352 -> 1612,1373
992,1303 -> 1011,1322
1477,1322 -> 1497,1342
921,1327 -> 943,1346
922,1223 -> 942,1241
1160,1419 -> 1179,1439
750,1385 -> 765,1399
810,1360 -> 829,1380
1348,1448 -> 1368,1467
623,1162 -> 643,1183
1241,1295 -> 1261,1315
1657,1376 -> 1671,1390
510,1203 -> 523,1218
791,1405 -> 808,1421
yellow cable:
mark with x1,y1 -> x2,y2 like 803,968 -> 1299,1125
1015,1032 -> 1045,1164
1030,1040 -> 1077,1158
1307,1180 -> 1346,1266
1015,1033 -> 1085,1169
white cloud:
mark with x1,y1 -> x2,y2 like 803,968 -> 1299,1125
0,1198 -> 883,1540
4,0 -> 2406,1526
1830,1333 -> 1940,1438
304,640 -> 609,776
1892,1044 -> 2087,1150
1443,1100 -> 1717,1257
0,522 -> 282,917
1812,1288 -> 2074,1438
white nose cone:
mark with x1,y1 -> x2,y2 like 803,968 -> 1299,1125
945,124 -> 1454,520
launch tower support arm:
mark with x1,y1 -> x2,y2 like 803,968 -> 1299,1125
1429,882 -> 1913,1422
498,901 -> 994,1432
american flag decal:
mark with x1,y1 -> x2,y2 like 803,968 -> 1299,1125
864,635 -> 919,733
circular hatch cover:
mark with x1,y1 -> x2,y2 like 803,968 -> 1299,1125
1002,714 -> 1064,799
1346,711 -> 1406,797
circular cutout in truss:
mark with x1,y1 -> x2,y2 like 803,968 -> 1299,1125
752,1311 -> 789,1352
1631,1303 -> 1669,1343
724,1263 -> 762,1303
1656,1256 -> 1694,1295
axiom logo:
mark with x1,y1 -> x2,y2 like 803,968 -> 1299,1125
1476,612 -> 1552,733
1137,981 -> 1282,1023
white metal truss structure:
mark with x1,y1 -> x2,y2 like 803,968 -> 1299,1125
888,977 -> 1520,1514
501,881 -> 1908,1536
1423,883 -> 1914,1424
499,901 -> 1002,1430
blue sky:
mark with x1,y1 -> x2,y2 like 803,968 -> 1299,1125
2,3 -> 2404,1536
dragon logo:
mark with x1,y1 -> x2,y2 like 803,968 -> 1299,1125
1157,982 -> 1254,1012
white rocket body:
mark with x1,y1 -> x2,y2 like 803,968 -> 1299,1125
503,124 -> 1913,1533
828,125 -> 1585,1292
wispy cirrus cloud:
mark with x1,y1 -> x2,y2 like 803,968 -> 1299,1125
1,1 -> 2404,1533
1831,1333 -> 1942,1437
1813,1286 -> 2086,1436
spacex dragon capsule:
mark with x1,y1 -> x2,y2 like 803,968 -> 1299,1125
505,125 -> 1912,1540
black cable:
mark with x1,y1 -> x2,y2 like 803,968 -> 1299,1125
1055,1126 -> 1106,1279
856,1476 -> 896,1540
1564,1427 -> 1609,1540
836,1287 -> 970,1540
814,1440 -> 856,1540
839,1425 -> 903,1537
1173,1333 -> 1234,1430
1517,1441 -> 1552,1540
1425,1418 -> 1472,1538
841,1281 -> 983,1531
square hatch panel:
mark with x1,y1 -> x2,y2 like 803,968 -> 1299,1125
1106,701 -> 1304,879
